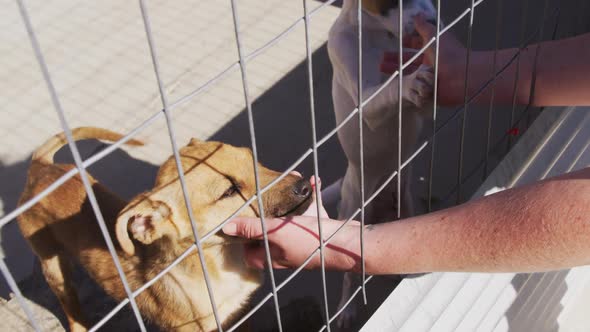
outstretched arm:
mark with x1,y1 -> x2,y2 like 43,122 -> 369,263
223,167 -> 590,274
364,167 -> 590,274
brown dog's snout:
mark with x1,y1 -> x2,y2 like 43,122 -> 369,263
292,178 -> 312,198
263,174 -> 313,217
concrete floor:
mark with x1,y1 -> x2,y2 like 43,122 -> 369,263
0,0 -> 340,295
1,0 -> 589,331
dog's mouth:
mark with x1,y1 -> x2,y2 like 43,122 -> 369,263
213,191 -> 312,242
275,193 -> 313,218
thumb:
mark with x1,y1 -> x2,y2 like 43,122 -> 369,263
414,14 -> 436,41
222,217 -> 265,239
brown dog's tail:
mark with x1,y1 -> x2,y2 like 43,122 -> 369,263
32,127 -> 144,164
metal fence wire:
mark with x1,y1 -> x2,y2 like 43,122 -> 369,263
0,0 -> 569,331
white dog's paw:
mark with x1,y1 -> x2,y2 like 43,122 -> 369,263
336,302 -> 358,329
403,64 -> 434,108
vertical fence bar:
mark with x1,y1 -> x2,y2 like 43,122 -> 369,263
229,1 -> 284,331
456,0 -> 476,204
489,113 -> 589,332
512,114 -> 589,322
356,0 -> 367,304
0,254 -> 41,332
16,1 -> 148,330
301,1 -> 331,330
483,0 -> 503,179
427,0 -> 442,212
578,0 -> 589,34
476,12 -> 565,322
523,0 -> 549,130
507,0 -> 529,150
526,0 -> 550,111
396,0 -> 404,219
476,111 -> 566,329
137,1 -> 224,330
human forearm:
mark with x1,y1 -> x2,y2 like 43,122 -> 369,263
363,167 -> 590,274
525,33 -> 590,106
464,47 -> 533,107
466,33 -> 590,107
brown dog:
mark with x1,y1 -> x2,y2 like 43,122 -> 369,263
17,127 -> 312,332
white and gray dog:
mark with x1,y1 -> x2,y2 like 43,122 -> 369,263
327,0 -> 438,327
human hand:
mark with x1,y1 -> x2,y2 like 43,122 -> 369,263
379,14 -> 469,106
302,175 -> 329,218
222,177 -> 362,271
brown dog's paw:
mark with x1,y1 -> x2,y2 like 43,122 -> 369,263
129,214 -> 158,245
117,199 -> 173,255
128,201 -> 170,245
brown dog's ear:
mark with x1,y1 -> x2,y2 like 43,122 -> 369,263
116,210 -> 138,256
188,138 -> 203,146
116,199 -> 171,256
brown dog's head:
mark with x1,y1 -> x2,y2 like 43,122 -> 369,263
115,139 -> 313,255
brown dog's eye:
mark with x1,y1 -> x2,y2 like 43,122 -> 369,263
220,183 -> 240,200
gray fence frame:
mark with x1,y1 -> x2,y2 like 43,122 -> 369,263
1,0 -> 561,331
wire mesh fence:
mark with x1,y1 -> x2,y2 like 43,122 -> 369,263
0,0 -> 586,331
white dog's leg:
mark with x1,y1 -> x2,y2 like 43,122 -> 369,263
402,64 -> 434,108
336,271 -> 361,329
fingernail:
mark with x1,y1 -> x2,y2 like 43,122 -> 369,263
222,223 -> 237,235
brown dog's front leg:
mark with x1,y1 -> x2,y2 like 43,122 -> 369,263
41,255 -> 88,332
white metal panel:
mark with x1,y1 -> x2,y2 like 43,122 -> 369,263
454,274 -> 515,332
361,106 -> 590,332
360,273 -> 444,331
399,273 -> 470,332
430,274 -> 494,332
555,266 -> 590,331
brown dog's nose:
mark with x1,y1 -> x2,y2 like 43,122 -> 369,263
292,178 -> 311,198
